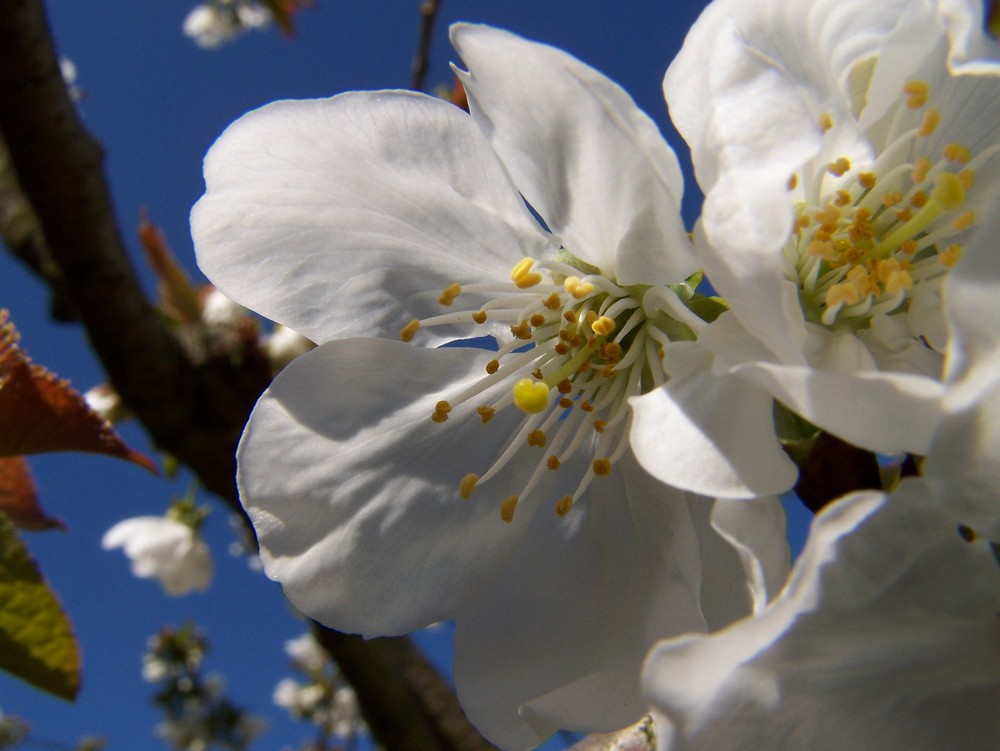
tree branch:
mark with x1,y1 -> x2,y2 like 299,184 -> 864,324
411,0 -> 442,91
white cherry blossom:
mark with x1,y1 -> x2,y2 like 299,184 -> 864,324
660,0 -> 1000,458
193,24 -> 790,748
102,515 -> 213,596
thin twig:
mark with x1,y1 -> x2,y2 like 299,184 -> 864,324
411,0 -> 442,91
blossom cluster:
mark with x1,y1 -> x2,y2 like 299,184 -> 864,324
190,0 -> 1000,749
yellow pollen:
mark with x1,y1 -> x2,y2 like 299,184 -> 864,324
952,211 -> 975,231
435,400 -> 452,413
555,495 -> 574,517
918,109 -> 940,137
940,244 -> 963,267
592,459 -> 612,476
834,190 -> 852,207
807,240 -> 836,259
472,310 -> 488,324
911,158 -> 932,183
500,495 -> 519,523
477,405 -> 496,424
557,379 -> 573,395
554,342 -> 569,355
858,172 -> 876,189
827,157 -> 851,177
593,419 -> 607,433
531,368 -> 544,380
911,190 -> 929,209
547,455 -> 561,470
580,400 -> 594,412
585,310 -> 598,326
529,313 -> 547,327
881,191 -> 903,207
815,205 -> 840,225
903,80 -> 929,109
877,259 -> 913,294
527,429 -> 547,447
542,292 -> 562,310
590,316 -> 616,336
900,240 -> 917,255
558,397 -> 573,408
787,173 -> 799,191
958,169 -> 975,191
510,321 -> 532,340
511,257 -> 536,282
438,282 -> 462,305
431,411 -> 449,423
943,143 -> 972,165
826,281 -> 861,307
400,319 -> 420,342
512,378 -> 550,414
563,310 -> 577,323
603,342 -> 622,360
564,276 -> 595,298
794,215 -> 811,232
895,207 -> 914,223
485,359 -> 500,374
459,473 -> 479,499
818,112 -> 834,131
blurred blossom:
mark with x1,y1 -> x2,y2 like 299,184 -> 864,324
183,1 -> 272,49
264,324 -> 315,373
201,288 -> 250,326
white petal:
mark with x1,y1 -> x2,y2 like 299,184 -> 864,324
194,91 -> 556,345
937,0 -> 1000,75
241,337 -> 560,637
644,486 -> 1000,751
451,24 -> 695,285
101,516 -> 166,550
629,344 -> 798,499
452,456 -> 710,750
733,360 -> 944,455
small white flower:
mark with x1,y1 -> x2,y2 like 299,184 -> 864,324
200,287 -> 248,326
283,632 -> 327,674
264,325 -> 314,373
183,1 -> 271,50
102,516 -> 212,596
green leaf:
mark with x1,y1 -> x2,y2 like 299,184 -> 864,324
0,511 -> 80,700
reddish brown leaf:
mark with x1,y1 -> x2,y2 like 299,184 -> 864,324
0,312 -> 156,474
0,457 -> 64,531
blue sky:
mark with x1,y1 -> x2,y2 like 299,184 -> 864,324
0,1 -> 812,748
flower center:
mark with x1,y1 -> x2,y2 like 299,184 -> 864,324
787,79 -> 999,338
399,255 -> 694,522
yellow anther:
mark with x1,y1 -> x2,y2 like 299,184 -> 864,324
542,292 -> 561,310
877,259 -> 913,294
580,400 -> 594,412
900,240 -> 917,255
903,80 -> 929,109
787,173 -> 799,191
918,108 -> 940,137
500,495 -> 519,523
794,215 -> 811,232
459,473 -> 479,499
563,310 -> 577,323
590,316 -> 616,336
911,158 -> 932,183
510,321 -> 532,340
472,310 -> 488,324
529,313 -> 547,327
435,400 -> 452,414
431,411 -> 449,423
932,172 -> 966,211
911,191 -> 929,208
895,208 -> 913,223
818,112 -> 834,132
602,342 -> 622,361
814,205 -> 840,225
400,319 -> 420,342
527,429 -> 547,447
477,405 -> 496,424
438,282 -> 462,306
940,244 -> 963,267
558,397 -> 573,409
826,281 -> 860,307
834,190 -> 852,207
554,342 -> 569,355
547,455 -> 561,470
943,143 -> 972,165
511,257 -> 536,282
532,368 -> 544,380
585,310 -> 598,325
881,191 -> 903,207
807,240 -> 835,259
512,377 -> 550,414
592,459 -> 612,476
952,211 -> 975,231
827,157 -> 851,177
555,495 -> 574,517
958,169 -> 975,191
593,419 -> 607,433
564,276 -> 595,299
556,379 -> 573,395
516,272 -> 543,288
485,359 -> 500,374
858,172 -> 876,189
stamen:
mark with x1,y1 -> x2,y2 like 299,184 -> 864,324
827,157 -> 851,177
555,495 -> 574,517
500,495 -> 519,523
477,406 -> 496,424
472,311 -> 488,324
459,473 -> 479,499
547,455 -> 561,470
400,319 -> 420,342
527,429 -> 547,447
438,283 -> 462,306
510,258 -> 543,289
592,459 -> 612,476
591,316 -> 616,336
903,80 -> 929,109
918,109 -> 940,137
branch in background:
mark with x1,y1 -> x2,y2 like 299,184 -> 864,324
0,2 -> 492,750
566,716 -> 655,751
411,0 -> 442,91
